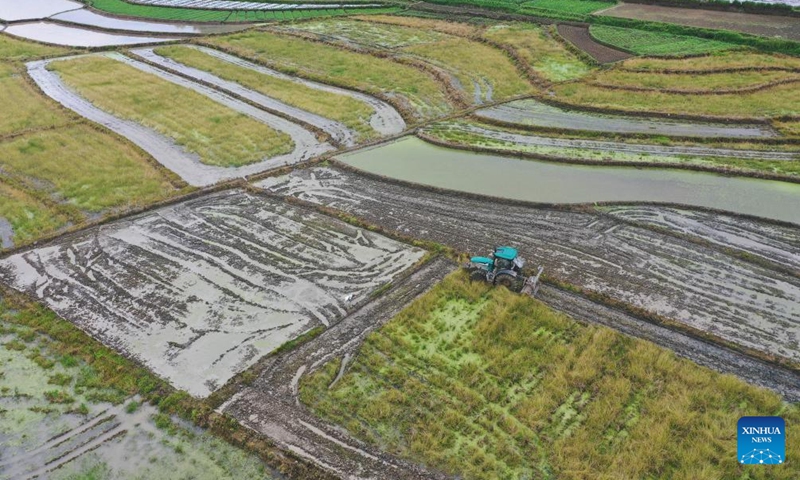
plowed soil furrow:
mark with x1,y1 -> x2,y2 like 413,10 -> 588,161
131,47 -> 358,147
476,99 -> 777,138
257,167 -> 800,367
26,56 -> 331,187
223,257 -> 456,480
557,24 -> 632,64
433,122 -> 797,161
190,46 -> 406,136
0,190 -> 424,397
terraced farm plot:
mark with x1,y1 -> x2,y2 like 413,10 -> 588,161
592,69 -> 800,92
620,51 -> 800,72
0,191 -> 425,397
203,30 -> 453,121
402,36 -> 534,104
553,80 -> 800,118
422,121 -> 800,177
0,182 -> 70,249
355,14 -> 481,37
0,315 -> 274,479
483,24 -> 591,82
153,45 -> 384,142
474,99 -> 777,138
599,3 -> 800,41
279,18 -> 447,48
49,55 -> 294,168
301,272 -> 800,479
0,63 -> 69,136
0,33 -> 71,61
589,25 -> 734,56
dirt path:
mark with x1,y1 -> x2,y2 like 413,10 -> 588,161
131,47 -> 358,147
189,46 -> 406,137
221,257 -> 456,480
257,167 -> 800,368
557,24 -> 632,64
27,56 -> 331,186
430,122 -> 797,161
475,98 -> 778,138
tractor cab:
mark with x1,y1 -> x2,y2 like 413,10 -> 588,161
470,246 -> 524,273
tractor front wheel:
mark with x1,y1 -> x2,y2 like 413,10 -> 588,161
494,273 -> 516,289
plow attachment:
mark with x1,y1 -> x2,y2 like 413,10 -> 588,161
521,266 -> 544,298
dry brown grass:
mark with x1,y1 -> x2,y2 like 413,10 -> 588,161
353,14 -> 481,37
620,51 -> 800,72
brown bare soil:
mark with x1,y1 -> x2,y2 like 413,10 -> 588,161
556,24 -> 632,64
600,3 -> 800,41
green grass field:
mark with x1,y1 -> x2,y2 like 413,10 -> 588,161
204,30 -> 453,120
0,64 -> 70,137
301,271 -> 800,479
87,0 -> 398,22
155,45 -> 380,142
0,35 -> 71,62
483,24 -> 591,82
590,25 -> 735,56
50,56 -> 294,167
281,18 -> 448,49
620,51 -> 800,72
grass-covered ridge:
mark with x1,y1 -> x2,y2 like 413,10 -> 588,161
301,271 -> 800,479
590,25 -> 735,56
154,45 -> 380,142
50,56 -> 294,167
203,30 -> 453,120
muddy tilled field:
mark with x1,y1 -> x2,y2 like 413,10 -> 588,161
0,190 -> 424,397
259,167 -> 800,366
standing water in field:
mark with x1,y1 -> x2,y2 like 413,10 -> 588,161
338,136 -> 800,225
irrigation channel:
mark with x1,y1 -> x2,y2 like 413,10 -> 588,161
340,137 -> 800,225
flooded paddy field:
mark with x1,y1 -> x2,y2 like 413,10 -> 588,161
0,320 -> 274,479
0,190 -> 424,397
340,137 -> 800,225
475,99 -> 778,138
50,9 -> 246,35
5,22 -> 172,47
258,166 -> 800,366
0,0 -> 82,22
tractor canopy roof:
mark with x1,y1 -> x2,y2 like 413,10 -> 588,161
494,246 -> 518,261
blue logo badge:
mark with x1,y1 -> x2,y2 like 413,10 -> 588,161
738,416 -> 785,465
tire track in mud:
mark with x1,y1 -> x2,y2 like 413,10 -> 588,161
475,99 -> 778,138
0,190 -> 424,397
256,167 -> 800,382
222,257 -> 456,480
26,55 -> 332,187
130,47 -> 357,147
187,46 -> 406,137
429,122 -> 799,161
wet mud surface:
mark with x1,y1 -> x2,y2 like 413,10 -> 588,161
132,47 -> 358,147
0,190 -> 424,397
28,55 -> 331,186
222,257 -> 456,480
475,99 -> 778,138
258,167 -> 800,366
556,24 -> 632,64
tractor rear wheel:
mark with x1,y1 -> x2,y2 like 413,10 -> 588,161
494,272 -> 516,289
469,269 -> 488,282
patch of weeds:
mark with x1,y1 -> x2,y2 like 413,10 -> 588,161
44,389 -> 75,404
28,352 -> 55,369
125,400 -> 140,414
3,339 -> 26,351
48,372 -> 73,386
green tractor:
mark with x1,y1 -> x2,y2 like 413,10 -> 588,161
466,246 -> 543,296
